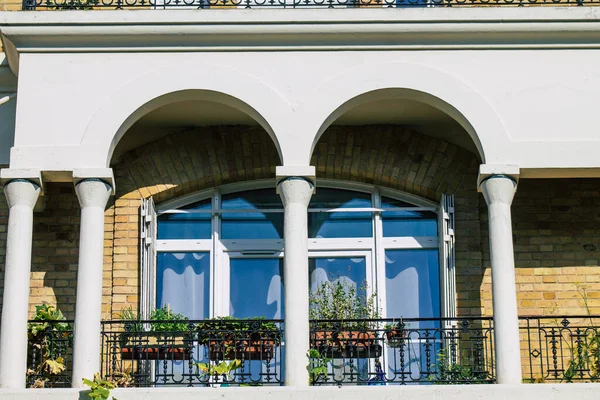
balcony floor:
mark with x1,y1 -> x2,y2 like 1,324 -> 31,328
1,384 -> 599,400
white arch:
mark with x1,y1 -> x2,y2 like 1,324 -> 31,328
284,62 -> 513,166
80,64 -> 294,167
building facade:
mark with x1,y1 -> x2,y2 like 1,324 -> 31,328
1,4 -> 600,398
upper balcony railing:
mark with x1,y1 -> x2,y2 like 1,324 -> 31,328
20,0 -> 600,11
25,315 -> 600,388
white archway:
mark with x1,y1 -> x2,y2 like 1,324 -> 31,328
80,64 -> 293,167
282,62 -> 513,166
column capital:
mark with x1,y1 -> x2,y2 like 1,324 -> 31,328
73,168 -> 115,195
1,168 -> 43,193
276,166 -> 316,189
74,178 -> 112,209
477,164 -> 520,192
3,178 -> 41,209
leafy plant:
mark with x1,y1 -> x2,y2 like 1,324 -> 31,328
306,348 -> 331,379
197,359 -> 243,381
27,304 -> 72,388
429,349 -> 489,384
149,306 -> 189,332
196,316 -> 282,344
561,284 -> 600,382
309,276 -> 380,330
83,373 -> 118,400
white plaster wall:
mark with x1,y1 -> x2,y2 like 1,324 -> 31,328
4,9 -> 600,176
1,385 -> 600,400
0,54 -> 17,165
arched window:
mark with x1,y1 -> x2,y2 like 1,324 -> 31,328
141,180 -> 455,323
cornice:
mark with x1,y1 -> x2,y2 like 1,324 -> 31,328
2,8 -> 600,74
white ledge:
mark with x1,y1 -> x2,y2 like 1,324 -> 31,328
1,384 -> 600,400
3,8 -> 600,74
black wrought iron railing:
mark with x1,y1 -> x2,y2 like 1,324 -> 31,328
26,320 -> 74,388
24,315 -> 600,387
309,317 -> 495,385
21,0 -> 600,11
100,319 -> 284,387
521,316 -> 600,383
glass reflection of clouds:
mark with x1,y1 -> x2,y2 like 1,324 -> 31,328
309,189 -> 372,238
230,258 -> 284,319
158,199 -> 212,240
385,249 -> 440,329
309,257 -> 366,298
222,190 -> 283,239
381,197 -> 437,237
157,252 -> 210,320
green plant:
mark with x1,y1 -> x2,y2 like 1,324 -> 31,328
309,276 -> 380,330
561,284 -> 600,382
82,373 -> 118,400
196,316 -> 282,344
429,349 -> 489,384
149,305 -> 189,332
27,304 -> 72,388
197,359 -> 243,381
306,348 -> 331,379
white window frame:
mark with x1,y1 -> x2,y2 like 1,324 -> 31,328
142,180 -> 455,321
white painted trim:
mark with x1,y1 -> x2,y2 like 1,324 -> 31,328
4,9 -> 600,60
381,236 -> 438,249
156,240 -> 213,252
308,238 -> 374,251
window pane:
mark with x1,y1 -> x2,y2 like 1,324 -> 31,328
382,197 -> 437,237
230,258 -> 284,319
308,189 -> 372,238
157,252 -> 210,320
157,199 -> 212,240
222,189 -> 283,239
385,249 -> 440,328
309,257 -> 367,306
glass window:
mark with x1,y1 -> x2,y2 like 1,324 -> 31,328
309,257 -> 367,298
156,252 -> 210,320
308,189 -> 372,238
385,249 -> 440,326
382,196 -> 437,237
230,258 -> 284,319
157,199 -> 212,240
222,189 -> 283,239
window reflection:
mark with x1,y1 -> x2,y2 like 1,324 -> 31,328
158,199 -> 212,240
381,196 -> 437,237
230,258 -> 284,319
308,189 -> 372,238
157,252 -> 210,320
222,189 -> 283,239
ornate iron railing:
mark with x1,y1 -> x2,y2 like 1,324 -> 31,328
24,315 -> 600,387
521,316 -> 600,383
309,317 -> 495,385
100,319 -> 284,387
21,0 -> 600,11
26,320 -> 74,388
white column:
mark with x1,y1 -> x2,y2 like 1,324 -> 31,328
72,178 -> 112,387
0,179 -> 41,388
278,177 -> 314,387
480,174 -> 522,384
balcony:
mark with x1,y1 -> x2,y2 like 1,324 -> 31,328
26,316 -> 600,388
19,0 -> 600,10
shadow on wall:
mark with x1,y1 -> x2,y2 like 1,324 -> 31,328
32,183 -> 81,320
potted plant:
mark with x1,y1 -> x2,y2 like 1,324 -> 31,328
384,320 -> 408,348
309,278 -> 381,359
119,306 -> 192,361
27,304 -> 73,388
196,317 -> 282,361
